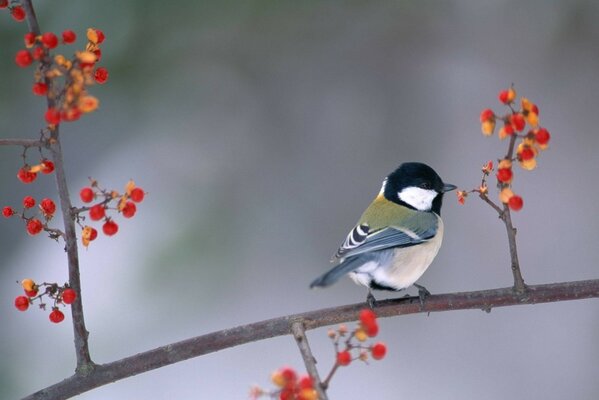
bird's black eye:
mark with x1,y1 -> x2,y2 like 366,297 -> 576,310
420,182 -> 432,190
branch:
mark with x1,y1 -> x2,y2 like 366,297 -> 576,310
291,321 -> 328,400
0,138 -> 47,148
23,279 -> 599,400
20,0 -> 95,373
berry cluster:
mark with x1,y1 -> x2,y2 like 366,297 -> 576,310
3,159 -> 61,238
76,179 -> 145,247
12,21 -> 107,126
251,309 -> 387,399
250,368 -> 318,400
14,278 -> 76,324
458,86 -> 552,211
330,309 -> 387,367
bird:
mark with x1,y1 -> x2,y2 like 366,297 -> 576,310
310,162 -> 456,307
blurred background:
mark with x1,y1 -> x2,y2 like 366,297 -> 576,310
1,1 -> 598,399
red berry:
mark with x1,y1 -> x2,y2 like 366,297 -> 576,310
23,196 -> 36,209
359,309 -> 377,326
496,168 -> 513,183
479,108 -> 494,123
24,32 -> 36,47
32,82 -> 48,96
25,289 -> 38,297
41,159 -> 55,174
89,227 -> 98,241
531,104 -> 539,115
26,219 -> 43,235
121,201 -> 137,218
45,107 -> 61,125
280,367 -> 297,383
40,198 -> 56,216
49,308 -> 65,323
498,90 -> 510,104
3,206 -> 15,218
80,187 -> 95,203
130,187 -> 145,203
95,29 -> 105,44
62,29 -> 76,44
32,46 -> 45,60
510,113 -> 526,131
17,167 -> 37,184
15,296 -> 29,311
365,321 -> 379,337
519,147 -> 535,161
337,350 -> 352,366
503,123 -> 514,135
508,195 -> 523,211
535,128 -> 551,145
89,204 -> 105,220
11,6 -> 26,21
298,376 -> 313,390
371,342 -> 387,360
41,32 -> 58,49
102,220 -> 119,236
0,0 -> 8,9
62,288 -> 77,304
93,48 -> 102,62
15,49 -> 33,67
94,67 -> 109,84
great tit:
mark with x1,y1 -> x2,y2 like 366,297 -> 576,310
310,162 -> 456,306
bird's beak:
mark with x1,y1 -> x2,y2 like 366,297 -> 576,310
442,183 -> 457,193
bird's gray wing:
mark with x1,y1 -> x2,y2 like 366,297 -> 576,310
334,212 -> 438,260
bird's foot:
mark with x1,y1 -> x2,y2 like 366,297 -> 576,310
414,284 -> 431,310
366,291 -> 377,309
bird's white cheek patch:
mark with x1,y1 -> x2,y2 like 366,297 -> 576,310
398,187 -> 437,211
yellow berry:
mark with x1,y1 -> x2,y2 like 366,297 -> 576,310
355,328 -> 368,342
481,120 -> 495,136
520,158 -> 537,170
498,159 -> 512,169
499,188 -> 514,204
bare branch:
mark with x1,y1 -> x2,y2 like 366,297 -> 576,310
0,138 -> 47,148
22,279 -> 599,400
291,321 -> 328,400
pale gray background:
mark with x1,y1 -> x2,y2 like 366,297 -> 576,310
1,1 -> 598,399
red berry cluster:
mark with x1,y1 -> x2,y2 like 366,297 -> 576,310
77,179 -> 145,247
251,309 -> 387,399
250,368 -> 318,400
3,160 -> 60,238
14,278 -> 76,324
331,309 -> 387,367
458,86 -> 552,211
13,25 -> 107,126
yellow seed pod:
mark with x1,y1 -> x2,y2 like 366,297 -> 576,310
29,163 -> 45,173
538,143 -> 549,151
21,278 -> 36,292
45,68 -> 63,79
270,371 -> 285,388
78,95 -> 99,113
499,188 -> 514,204
527,112 -> 538,127
478,184 -> 488,195
298,389 -> 318,400
76,51 -> 97,64
125,180 -> 137,196
498,159 -> 512,169
86,28 -> 99,44
507,87 -> 517,102
355,328 -> 368,342
521,97 -> 532,112
519,158 -> 537,171
481,120 -> 495,136
498,126 -> 510,140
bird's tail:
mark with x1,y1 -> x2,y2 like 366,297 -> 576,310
310,256 -> 366,288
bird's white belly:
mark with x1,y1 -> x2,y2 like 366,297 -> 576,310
349,218 -> 444,291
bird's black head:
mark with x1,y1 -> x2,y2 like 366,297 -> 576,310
383,162 -> 456,214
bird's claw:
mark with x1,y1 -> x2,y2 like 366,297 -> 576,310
414,284 -> 430,310
366,291 -> 377,309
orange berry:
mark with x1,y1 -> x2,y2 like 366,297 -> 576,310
21,278 -> 36,292
481,120 -> 495,136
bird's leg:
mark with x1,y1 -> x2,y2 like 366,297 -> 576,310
366,290 -> 377,309
414,283 -> 431,309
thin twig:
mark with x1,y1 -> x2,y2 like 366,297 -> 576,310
0,138 -> 47,148
21,0 -> 95,373
291,321 -> 328,400
22,279 -> 599,400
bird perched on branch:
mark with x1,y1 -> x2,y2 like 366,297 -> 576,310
310,162 -> 456,307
